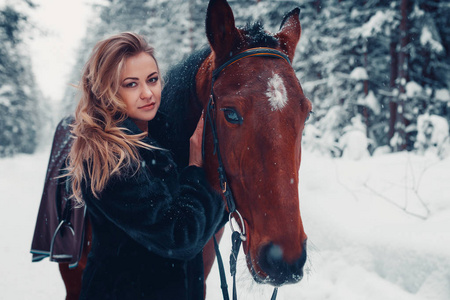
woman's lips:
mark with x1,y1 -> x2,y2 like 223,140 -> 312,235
139,102 -> 155,110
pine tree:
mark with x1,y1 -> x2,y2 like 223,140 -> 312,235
298,0 -> 449,156
389,0 -> 449,151
0,1 -> 45,157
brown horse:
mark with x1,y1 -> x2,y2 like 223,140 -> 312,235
31,0 -> 311,298
198,0 -> 310,288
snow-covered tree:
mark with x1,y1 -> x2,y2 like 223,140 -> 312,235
415,113 -> 450,158
0,1 -> 47,157
57,0 -> 450,159
298,0 -> 450,157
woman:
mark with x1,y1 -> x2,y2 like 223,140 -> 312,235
66,32 -> 225,299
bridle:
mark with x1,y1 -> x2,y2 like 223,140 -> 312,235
202,47 -> 292,300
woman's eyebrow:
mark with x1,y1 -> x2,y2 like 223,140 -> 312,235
122,77 -> 138,81
122,72 -> 158,82
147,71 -> 158,78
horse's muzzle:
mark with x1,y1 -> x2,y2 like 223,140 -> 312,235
252,241 -> 307,286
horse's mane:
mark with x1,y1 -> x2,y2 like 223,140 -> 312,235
149,46 -> 212,168
241,22 -> 279,49
160,46 -> 211,124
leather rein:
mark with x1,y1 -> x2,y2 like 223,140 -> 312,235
202,47 -> 292,300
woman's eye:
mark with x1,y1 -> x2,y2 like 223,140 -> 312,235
220,108 -> 243,125
125,82 -> 137,88
148,77 -> 158,83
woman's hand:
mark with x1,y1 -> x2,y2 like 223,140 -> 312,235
189,112 -> 204,167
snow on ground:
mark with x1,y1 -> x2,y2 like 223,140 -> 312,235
1,148 -> 449,299
0,150 -> 66,299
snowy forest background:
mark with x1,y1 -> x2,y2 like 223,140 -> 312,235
1,0 -> 450,158
1,0 -> 450,299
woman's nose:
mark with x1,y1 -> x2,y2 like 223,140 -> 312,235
140,85 -> 153,99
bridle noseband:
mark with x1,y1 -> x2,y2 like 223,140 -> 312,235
202,47 -> 292,300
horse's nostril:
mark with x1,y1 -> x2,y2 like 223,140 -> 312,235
267,244 -> 283,262
259,243 -> 285,275
258,242 -> 306,286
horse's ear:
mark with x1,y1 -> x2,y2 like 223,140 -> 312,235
274,7 -> 302,61
206,0 -> 240,62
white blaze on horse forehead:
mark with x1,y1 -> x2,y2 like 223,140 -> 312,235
265,72 -> 288,111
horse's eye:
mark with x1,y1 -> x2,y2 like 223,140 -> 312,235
221,108 -> 243,125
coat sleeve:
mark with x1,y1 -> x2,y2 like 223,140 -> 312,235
84,165 -> 225,261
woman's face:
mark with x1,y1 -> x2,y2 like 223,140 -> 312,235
118,52 -> 162,131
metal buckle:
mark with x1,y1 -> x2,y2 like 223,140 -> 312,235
229,210 -> 247,241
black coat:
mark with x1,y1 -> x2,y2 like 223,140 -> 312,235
79,118 -> 225,300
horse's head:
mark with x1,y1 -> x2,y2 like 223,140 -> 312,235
197,0 -> 311,286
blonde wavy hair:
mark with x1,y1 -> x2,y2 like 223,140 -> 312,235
66,32 -> 162,204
